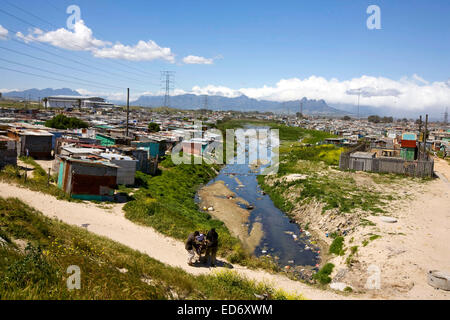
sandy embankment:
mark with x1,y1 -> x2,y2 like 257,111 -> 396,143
198,180 -> 263,253
278,158 -> 450,299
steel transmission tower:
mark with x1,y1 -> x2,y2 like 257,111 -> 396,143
445,107 -> 448,125
161,71 -> 175,108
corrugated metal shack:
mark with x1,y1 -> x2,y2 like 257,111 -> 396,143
0,136 -> 17,169
100,153 -> 137,185
8,129 -> 54,159
340,144 -> 434,177
349,152 -> 376,171
182,138 -> 209,156
56,155 -> 118,201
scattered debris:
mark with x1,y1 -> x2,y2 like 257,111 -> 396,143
0,237 -> 8,247
330,282 -> 353,292
427,270 -> 450,291
380,216 -> 398,223
254,293 -> 269,300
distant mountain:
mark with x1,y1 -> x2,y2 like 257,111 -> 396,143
333,103 -> 443,121
1,88 -> 81,100
132,94 -> 348,116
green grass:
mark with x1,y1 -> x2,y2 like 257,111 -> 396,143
313,263 -> 334,285
345,246 -> 359,267
123,162 -> 277,270
0,196 -> 302,300
361,234 -> 380,247
329,236 -> 345,256
215,119 -> 337,144
259,173 -> 388,215
0,158 -> 71,201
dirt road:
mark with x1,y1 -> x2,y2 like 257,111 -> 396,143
0,181 -> 347,300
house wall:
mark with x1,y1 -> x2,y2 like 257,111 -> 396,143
340,152 -> 434,177
56,160 -> 118,200
110,159 -> 137,185
19,135 -> 53,159
0,139 -> 17,169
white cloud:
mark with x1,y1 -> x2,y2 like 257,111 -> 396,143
76,88 -> 153,102
183,55 -> 214,65
92,40 -> 175,62
188,75 -> 450,111
190,85 -> 241,98
0,25 -> 8,40
16,20 -> 108,51
15,20 -> 175,63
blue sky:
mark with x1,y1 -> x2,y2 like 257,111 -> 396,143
0,0 -> 449,110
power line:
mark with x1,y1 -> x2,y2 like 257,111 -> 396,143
16,0 -> 161,78
0,57 -> 124,90
0,45 -> 143,89
1,23 -> 158,88
0,10 -> 160,89
0,65 -> 127,91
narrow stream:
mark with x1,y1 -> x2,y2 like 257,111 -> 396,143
199,126 -> 320,268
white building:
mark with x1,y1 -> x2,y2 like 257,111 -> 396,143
43,95 -> 114,109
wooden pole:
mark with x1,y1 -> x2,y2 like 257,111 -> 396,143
423,114 -> 428,158
126,88 -> 130,137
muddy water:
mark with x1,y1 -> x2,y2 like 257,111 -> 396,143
201,127 -> 319,268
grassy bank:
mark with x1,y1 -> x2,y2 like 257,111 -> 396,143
0,196 -> 303,300
123,160 -> 277,270
257,138 -> 395,216
215,119 -> 336,144
0,157 -> 70,201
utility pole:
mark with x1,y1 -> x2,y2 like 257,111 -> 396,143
161,71 -> 175,108
418,115 -> 422,140
126,88 -> 130,137
418,115 -> 422,159
423,114 -> 428,157
300,101 -> 303,118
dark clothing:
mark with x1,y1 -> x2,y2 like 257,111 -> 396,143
206,230 -> 218,248
185,233 -> 196,251
206,246 -> 218,265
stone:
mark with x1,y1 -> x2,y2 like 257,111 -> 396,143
330,282 -> 352,292
380,216 -> 398,223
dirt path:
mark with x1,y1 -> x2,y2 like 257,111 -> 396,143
328,161 -> 450,299
0,181 -> 348,300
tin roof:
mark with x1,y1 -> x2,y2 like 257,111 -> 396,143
350,151 -> 376,159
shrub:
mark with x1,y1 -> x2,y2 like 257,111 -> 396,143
313,263 -> 334,284
329,236 -> 345,256
45,114 -> 88,129
148,122 -> 161,132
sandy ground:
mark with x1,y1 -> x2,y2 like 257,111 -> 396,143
328,157 -> 450,299
0,181 -> 347,300
198,180 -> 263,253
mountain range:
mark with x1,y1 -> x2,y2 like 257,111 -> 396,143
131,94 -> 348,115
2,88 -> 80,100
2,88 -> 443,120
